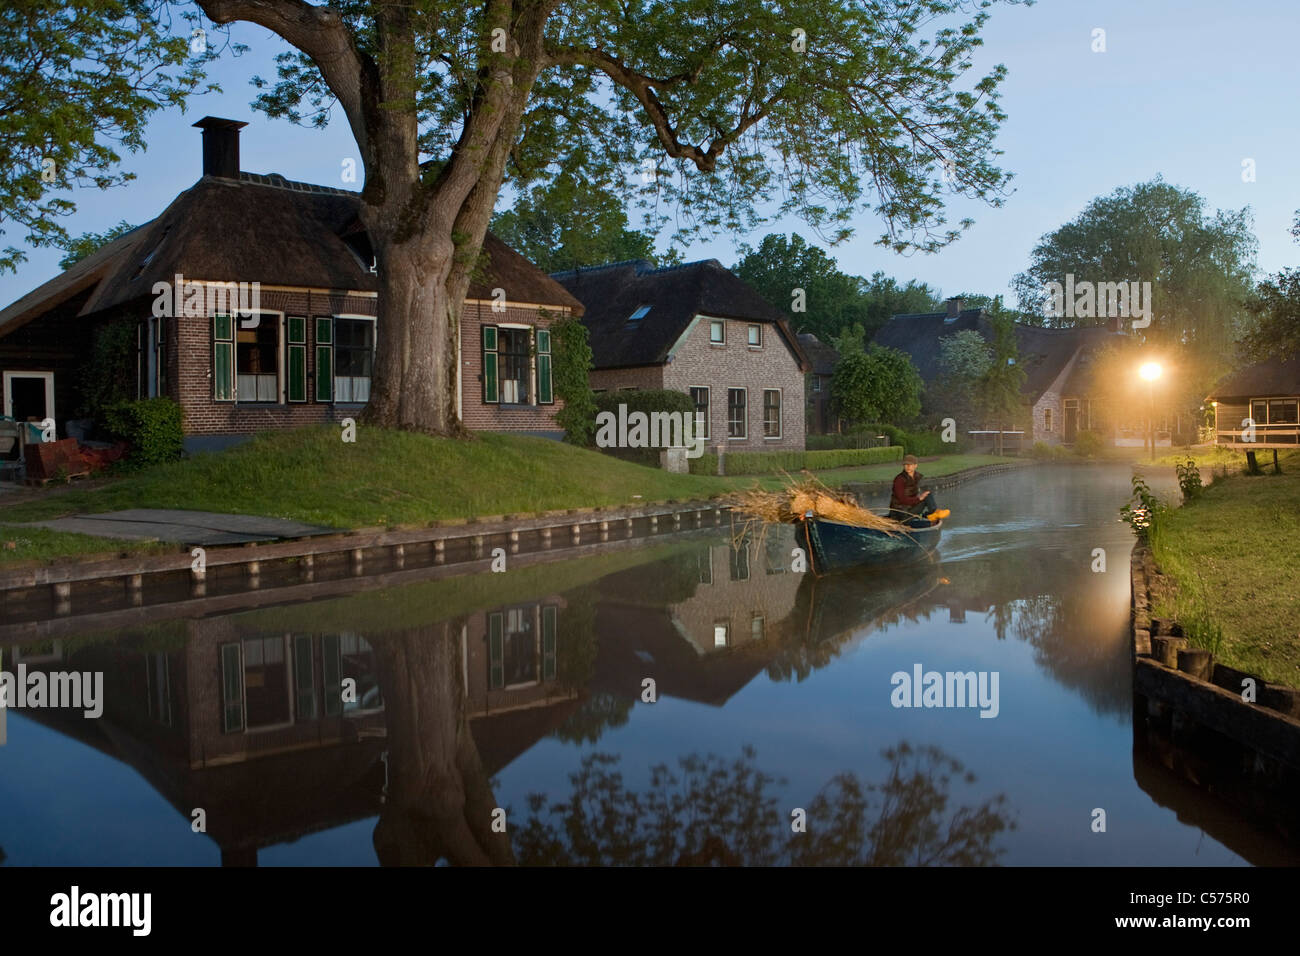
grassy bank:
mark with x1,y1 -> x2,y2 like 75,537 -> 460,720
1149,449 -> 1300,685
0,427 -> 1014,567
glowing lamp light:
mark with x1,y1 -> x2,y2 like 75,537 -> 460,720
1138,362 -> 1162,382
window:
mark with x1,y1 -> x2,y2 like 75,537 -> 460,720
241,635 -> 290,729
1044,408 -> 1053,432
812,375 -> 821,393
751,614 -> 765,642
747,324 -> 762,347
322,633 -> 383,715
1268,400 -> 1299,425
697,547 -> 713,584
690,386 -> 710,440
139,317 -> 167,399
729,540 -> 749,581
499,328 -> 531,404
236,313 -> 281,403
727,387 -> 747,439
713,620 -> 729,648
628,305 -> 651,322
489,606 -> 539,689
145,653 -> 173,726
763,389 -> 781,438
286,316 -> 307,403
220,644 -> 243,732
542,606 -> 557,681
334,317 -> 375,403
710,320 -> 725,344
213,314 -> 234,402
294,635 -> 315,719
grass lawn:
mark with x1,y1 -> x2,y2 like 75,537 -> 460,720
0,525 -> 165,566
0,427 -> 1017,568
1150,448 -> 1300,685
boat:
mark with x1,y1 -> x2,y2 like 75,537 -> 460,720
798,511 -> 942,574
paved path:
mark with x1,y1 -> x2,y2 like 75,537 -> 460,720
20,509 -> 338,546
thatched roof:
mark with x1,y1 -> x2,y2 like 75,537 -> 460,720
553,259 -> 807,371
0,173 -> 581,336
1208,355 -> 1300,401
873,310 -> 1120,403
796,332 -> 839,375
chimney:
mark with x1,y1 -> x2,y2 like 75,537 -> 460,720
193,117 -> 248,179
946,296 -> 964,319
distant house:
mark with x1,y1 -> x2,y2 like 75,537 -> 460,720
0,116 -> 582,453
796,332 -> 840,434
1207,355 -> 1300,449
874,298 -> 1138,446
554,259 -> 809,451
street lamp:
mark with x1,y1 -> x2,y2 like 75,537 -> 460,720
1139,362 -> 1162,461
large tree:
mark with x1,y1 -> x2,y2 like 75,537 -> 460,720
1011,177 -> 1256,400
193,0 -> 1020,434
1243,211 -> 1300,362
831,342 -> 922,426
733,232 -> 942,344
0,0 -> 217,273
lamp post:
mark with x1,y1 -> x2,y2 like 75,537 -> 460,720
1139,362 -> 1162,462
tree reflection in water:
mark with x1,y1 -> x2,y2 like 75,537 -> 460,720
511,742 -> 1015,866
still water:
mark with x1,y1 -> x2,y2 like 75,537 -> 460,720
0,464 -> 1287,865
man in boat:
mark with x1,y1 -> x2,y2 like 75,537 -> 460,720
889,455 -> 951,523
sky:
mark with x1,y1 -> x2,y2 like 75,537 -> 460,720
2,0 -> 1298,308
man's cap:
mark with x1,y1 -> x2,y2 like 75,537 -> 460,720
903,454 -> 918,465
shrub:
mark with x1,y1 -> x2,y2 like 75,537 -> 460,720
103,398 -> 184,468
550,315 -> 597,446
592,389 -> 697,467
1176,457 -> 1203,502
1028,440 -> 1070,461
1073,430 -> 1104,458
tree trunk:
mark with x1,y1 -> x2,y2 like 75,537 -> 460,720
369,620 -> 515,866
361,233 -> 469,437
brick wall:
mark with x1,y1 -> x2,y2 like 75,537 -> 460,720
175,289 -> 377,437
590,365 -> 664,393
662,316 -> 805,451
459,302 -> 570,433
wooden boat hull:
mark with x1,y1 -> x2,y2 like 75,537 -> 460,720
800,515 -> 942,574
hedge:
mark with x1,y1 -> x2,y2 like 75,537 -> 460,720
103,397 -> 184,468
689,444 -> 903,476
592,389 -> 697,467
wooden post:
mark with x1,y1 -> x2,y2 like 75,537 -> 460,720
571,523 -> 581,545
1151,636 -> 1187,668
625,517 -> 633,538
351,549 -> 364,576
541,527 -> 552,549
246,560 -> 260,589
127,574 -> 143,607
1177,647 -> 1213,681
599,520 -> 609,542
393,543 -> 405,569
300,553 -> 314,582
434,540 -> 445,564
53,582 -> 71,616
509,530 -> 520,554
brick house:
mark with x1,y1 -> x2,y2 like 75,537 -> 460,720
796,332 -> 840,434
554,259 -> 808,452
874,298 -> 1132,446
0,117 -> 582,454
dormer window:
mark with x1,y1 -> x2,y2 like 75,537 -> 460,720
628,305 -> 651,322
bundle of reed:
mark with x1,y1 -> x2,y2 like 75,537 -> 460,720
725,474 -> 906,535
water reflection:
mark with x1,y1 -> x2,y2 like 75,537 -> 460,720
0,465 -> 1278,864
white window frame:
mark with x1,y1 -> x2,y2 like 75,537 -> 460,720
709,319 -> 726,345
333,313 -> 377,405
747,324 -> 762,348
762,388 -> 782,439
234,309 -> 285,404
496,322 -> 535,406
689,385 -> 710,440
1251,396 -> 1299,426
1,370 -> 54,421
238,634 -> 296,735
727,387 -> 747,440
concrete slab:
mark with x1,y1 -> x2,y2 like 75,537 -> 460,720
19,509 -> 338,546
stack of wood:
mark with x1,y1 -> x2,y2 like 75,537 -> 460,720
726,476 -> 906,535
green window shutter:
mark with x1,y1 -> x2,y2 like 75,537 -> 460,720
220,643 -> 243,732
483,325 -> 499,404
542,606 -> 557,681
294,635 -> 315,719
315,317 -> 334,403
488,612 -> 504,689
213,315 -> 234,402
536,329 -> 553,404
322,634 -> 341,716
287,316 -> 307,403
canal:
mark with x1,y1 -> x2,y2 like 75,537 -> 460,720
0,463 -> 1290,865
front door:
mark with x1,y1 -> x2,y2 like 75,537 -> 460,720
3,371 -> 54,422
1063,399 -> 1079,443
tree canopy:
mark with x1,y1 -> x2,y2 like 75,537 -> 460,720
1243,211 -> 1300,362
0,0 -> 218,273
57,219 -> 138,270
831,342 -> 923,426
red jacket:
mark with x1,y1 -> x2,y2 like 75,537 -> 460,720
890,470 -> 924,508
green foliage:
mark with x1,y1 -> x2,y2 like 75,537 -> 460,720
832,344 -> 923,426
689,445 -> 902,476
103,398 -> 183,468
807,424 -> 944,456
932,329 -> 992,423
1119,471 -> 1168,539
1244,213 -> 1300,362
733,234 -> 942,345
1073,430 -> 1104,458
0,0 -> 221,273
593,389 -> 696,466
1175,457 -> 1203,502
58,220 -> 138,270
1028,441 -> 1069,461
549,315 -> 597,446
79,317 -> 136,419
491,168 -> 668,273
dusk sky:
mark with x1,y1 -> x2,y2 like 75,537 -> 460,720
2,0 -> 1297,307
